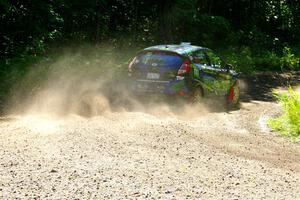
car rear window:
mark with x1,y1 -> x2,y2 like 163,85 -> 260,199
134,51 -> 183,67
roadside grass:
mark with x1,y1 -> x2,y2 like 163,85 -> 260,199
268,87 -> 300,141
220,46 -> 299,73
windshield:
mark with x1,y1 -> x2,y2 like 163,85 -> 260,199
134,51 -> 183,68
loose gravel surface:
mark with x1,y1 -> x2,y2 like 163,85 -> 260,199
0,73 -> 300,199
1,101 -> 299,200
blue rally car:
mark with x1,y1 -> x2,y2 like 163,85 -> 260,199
128,43 -> 240,106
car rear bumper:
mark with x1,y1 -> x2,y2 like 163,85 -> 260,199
130,79 -> 190,96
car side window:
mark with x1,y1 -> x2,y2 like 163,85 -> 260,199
191,50 -> 210,66
205,50 -> 222,69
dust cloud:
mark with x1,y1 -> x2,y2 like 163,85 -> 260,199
5,45 -> 222,120
6,46 -> 123,117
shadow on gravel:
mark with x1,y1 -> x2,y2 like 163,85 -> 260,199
240,72 -> 300,102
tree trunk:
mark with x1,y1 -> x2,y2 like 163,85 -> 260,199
158,0 -> 173,43
131,0 -> 139,42
208,0 -> 214,15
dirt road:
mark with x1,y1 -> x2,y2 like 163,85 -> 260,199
0,73 -> 299,199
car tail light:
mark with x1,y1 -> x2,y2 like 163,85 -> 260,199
178,90 -> 185,96
178,59 -> 191,76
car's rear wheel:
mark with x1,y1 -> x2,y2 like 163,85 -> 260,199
190,86 -> 204,104
75,90 -> 110,117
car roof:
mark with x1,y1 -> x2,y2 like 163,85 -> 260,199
142,44 -> 208,56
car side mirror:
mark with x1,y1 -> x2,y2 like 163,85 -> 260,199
225,63 -> 233,71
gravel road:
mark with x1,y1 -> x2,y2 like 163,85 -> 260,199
0,73 -> 299,199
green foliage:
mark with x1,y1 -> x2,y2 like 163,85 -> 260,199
221,46 -> 300,74
196,15 -> 231,47
221,46 -> 255,74
254,50 -> 281,71
0,55 -> 41,108
236,47 -> 255,74
280,47 -> 300,70
268,87 -> 300,141
1,0 -> 300,59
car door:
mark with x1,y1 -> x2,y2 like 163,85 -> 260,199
190,49 -> 210,79
201,50 -> 232,96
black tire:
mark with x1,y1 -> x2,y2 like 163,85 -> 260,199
190,86 -> 204,104
75,90 -> 110,117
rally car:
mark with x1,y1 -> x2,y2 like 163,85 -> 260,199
128,43 -> 240,107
